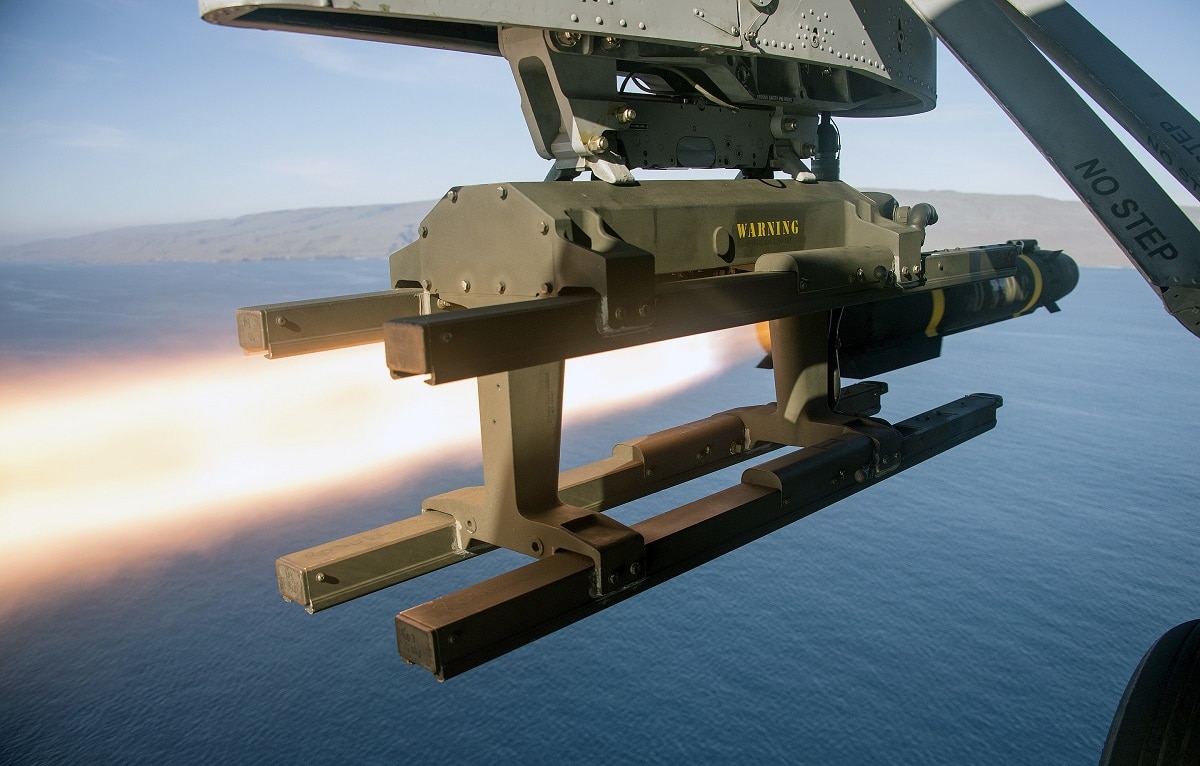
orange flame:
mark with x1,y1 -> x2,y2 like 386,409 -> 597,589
0,328 -> 757,611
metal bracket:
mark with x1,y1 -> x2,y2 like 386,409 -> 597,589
423,361 -> 645,597
692,7 -> 741,38
743,0 -> 777,47
733,310 -> 903,478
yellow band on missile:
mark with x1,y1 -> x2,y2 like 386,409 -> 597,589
1015,253 -> 1043,317
756,321 -> 772,354
925,289 -> 945,337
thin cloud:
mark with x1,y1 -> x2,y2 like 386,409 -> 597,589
58,123 -> 134,149
275,32 -> 502,84
277,35 -> 424,83
259,156 -> 364,188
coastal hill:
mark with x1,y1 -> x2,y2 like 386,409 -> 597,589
3,190 -> 1197,268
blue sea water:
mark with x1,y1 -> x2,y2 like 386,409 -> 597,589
1,262 -> 1197,764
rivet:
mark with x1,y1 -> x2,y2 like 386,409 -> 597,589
315,572 -> 326,582
619,18 -> 627,26
638,303 -> 651,317
275,316 -> 287,326
630,562 -> 642,576
570,13 -> 579,22
440,332 -> 453,343
639,21 -> 646,29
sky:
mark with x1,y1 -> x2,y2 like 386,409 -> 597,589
0,0 -> 1195,245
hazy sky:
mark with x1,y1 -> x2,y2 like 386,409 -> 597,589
0,0 -> 1195,244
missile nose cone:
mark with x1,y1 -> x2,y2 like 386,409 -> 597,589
1038,249 -> 1080,305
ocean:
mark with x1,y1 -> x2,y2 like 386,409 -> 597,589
1,261 -> 1197,764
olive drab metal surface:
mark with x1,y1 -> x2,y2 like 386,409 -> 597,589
202,0 -> 1197,680
201,0 -> 936,184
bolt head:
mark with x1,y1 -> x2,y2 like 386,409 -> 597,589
555,30 -> 581,47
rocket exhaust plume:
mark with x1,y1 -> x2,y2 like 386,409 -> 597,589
0,328 -> 756,613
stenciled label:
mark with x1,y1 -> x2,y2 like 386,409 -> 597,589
735,219 -> 801,239
1073,158 -> 1178,260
